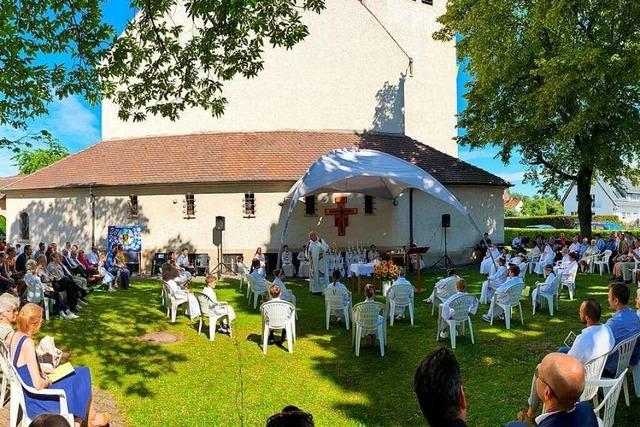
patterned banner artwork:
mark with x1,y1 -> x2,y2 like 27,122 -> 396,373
107,225 -> 143,253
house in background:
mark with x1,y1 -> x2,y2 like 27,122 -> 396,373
503,190 -> 523,214
562,178 -> 640,224
0,176 -> 19,235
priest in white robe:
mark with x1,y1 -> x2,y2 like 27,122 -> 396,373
480,244 -> 500,275
281,245 -> 296,278
306,231 -> 329,293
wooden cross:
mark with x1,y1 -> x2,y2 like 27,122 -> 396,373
324,197 -> 358,236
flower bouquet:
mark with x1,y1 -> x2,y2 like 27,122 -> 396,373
374,260 -> 399,283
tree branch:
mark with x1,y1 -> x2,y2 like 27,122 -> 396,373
528,150 -> 578,181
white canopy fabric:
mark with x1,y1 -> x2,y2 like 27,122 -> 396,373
279,149 -> 487,261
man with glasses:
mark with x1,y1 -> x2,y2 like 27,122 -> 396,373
507,353 -> 597,426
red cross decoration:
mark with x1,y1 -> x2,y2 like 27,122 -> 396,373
324,197 -> 358,236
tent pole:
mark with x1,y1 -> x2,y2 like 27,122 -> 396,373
409,188 -> 414,244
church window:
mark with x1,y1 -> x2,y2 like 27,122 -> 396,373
364,195 -> 376,215
129,195 -> 139,218
243,192 -> 255,217
305,195 -> 317,216
184,193 -> 196,219
421,0 -> 433,4
19,212 -> 29,240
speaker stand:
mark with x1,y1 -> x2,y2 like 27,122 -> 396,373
430,227 -> 454,270
210,227 -> 232,279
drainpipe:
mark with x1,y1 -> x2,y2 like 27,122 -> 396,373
89,186 -> 96,247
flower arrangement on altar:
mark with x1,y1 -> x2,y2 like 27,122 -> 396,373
374,260 -> 398,283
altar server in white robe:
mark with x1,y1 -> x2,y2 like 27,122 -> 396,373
306,231 -> 329,293
367,245 -> 380,263
424,270 -> 460,304
324,270 -> 350,319
297,246 -> 310,278
531,264 -> 556,308
534,239 -> 556,275
480,244 -> 500,275
482,265 -> 524,322
272,269 -> 296,304
254,247 -> 266,268
280,245 -> 296,278
438,278 -> 478,338
203,274 -> 236,334
480,257 -> 508,304
387,268 -> 415,317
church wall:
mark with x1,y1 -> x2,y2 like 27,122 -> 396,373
101,0 -> 458,156
5,182 -> 504,272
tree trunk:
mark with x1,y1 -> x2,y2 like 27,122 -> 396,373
576,167 -> 593,238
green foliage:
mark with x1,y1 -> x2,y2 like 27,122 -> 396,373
11,136 -> 69,175
0,0 -> 326,151
505,215 -> 621,228
42,273 -> 640,426
0,216 -> 5,238
520,197 -> 564,216
504,227 -> 578,243
504,207 -> 519,217
434,0 -> 640,236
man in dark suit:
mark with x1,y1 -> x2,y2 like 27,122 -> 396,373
15,244 -> 32,275
505,353 -> 598,427
414,347 -> 468,426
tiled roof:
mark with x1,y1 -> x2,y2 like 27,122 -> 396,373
0,176 -> 20,198
3,131 -> 510,191
504,198 -> 522,209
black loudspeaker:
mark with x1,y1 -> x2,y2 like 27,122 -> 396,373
441,214 -> 451,228
215,216 -> 225,231
212,229 -> 222,246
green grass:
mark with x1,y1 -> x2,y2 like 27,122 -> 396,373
41,267 -> 640,426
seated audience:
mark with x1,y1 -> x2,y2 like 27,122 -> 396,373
266,405 -> 314,427
482,265 -> 524,322
568,236 -> 580,255
8,304 -> 109,426
361,284 -> 384,342
46,253 -> 84,316
202,275 -> 235,334
25,259 -> 72,320
62,248 -> 87,279
254,247 -> 266,268
0,293 -> 20,340
387,268 -> 415,318
264,285 -> 290,345
33,242 -> 46,261
86,246 -> 100,268
507,353 -> 598,426
250,257 -> 266,279
177,247 -> 197,277
480,257 -> 507,304
516,299 -> 614,423
438,279 -> 478,339
612,243 -> 640,283
15,244 -> 32,275
77,249 -> 98,277
480,244 -> 500,275
531,265 -> 556,309
106,246 -> 130,289
579,239 -> 598,271
236,254 -> 248,275
0,252 -> 18,295
424,269 -> 459,304
534,239 -> 555,275
45,242 -> 58,261
324,270 -> 350,320
272,269 -> 296,304
603,282 -> 640,376
558,253 -> 579,283
414,347 -> 468,426
161,250 -> 191,287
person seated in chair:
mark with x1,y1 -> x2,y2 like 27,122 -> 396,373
202,275 -> 235,334
161,250 -> 191,287
280,245 -> 296,278
532,264 -> 556,310
481,264 -> 523,322
424,269 -> 459,304
24,260 -> 72,320
249,257 -> 265,280
46,253 -> 85,316
61,248 -> 87,279
387,268 -> 415,318
324,270 -> 350,320
0,252 -> 18,295
177,247 -> 197,277
107,246 -> 131,289
438,278 -> 478,339
603,282 -> 640,377
272,269 -> 296,305
15,244 -> 32,275
506,353 -> 598,426
33,243 -> 46,261
0,293 -> 20,341
480,257 -> 508,304
265,285 -> 289,345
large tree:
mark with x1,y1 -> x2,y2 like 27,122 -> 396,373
11,133 -> 69,174
0,0 -> 325,149
434,0 -> 640,237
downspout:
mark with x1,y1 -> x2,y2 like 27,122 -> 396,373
89,186 -> 96,247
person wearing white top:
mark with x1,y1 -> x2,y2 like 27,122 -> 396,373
482,265 -> 524,322
480,257 -> 508,304
367,245 -> 380,263
387,268 -> 415,317
324,271 -> 350,319
254,247 -> 266,268
480,244 -> 500,275
559,254 -> 579,283
263,285 -> 293,345
202,275 -> 236,334
177,248 -> 196,276
86,246 -> 100,267
531,265 -> 556,308
534,240 -> 555,275
249,259 -> 268,294
438,278 -> 478,339
297,247 -> 310,278
517,299 -> 614,423
306,231 -> 329,293
424,271 -> 460,304
280,245 -> 296,278
568,236 -> 581,254
272,269 -> 296,305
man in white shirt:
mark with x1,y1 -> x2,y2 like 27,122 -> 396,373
86,246 -> 100,267
482,264 -> 524,322
387,268 -> 415,317
516,299 -> 614,423
438,278 -> 478,339
480,244 -> 500,275
176,247 -> 196,277
424,270 -> 459,304
324,270 -> 350,319
480,257 -> 508,304
280,245 -> 296,278
367,244 -> 380,262
568,236 -> 581,255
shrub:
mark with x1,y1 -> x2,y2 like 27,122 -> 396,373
504,228 -> 578,243
504,215 -> 621,229
0,215 -> 5,239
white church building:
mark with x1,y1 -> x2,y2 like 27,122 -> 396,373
1,0 -> 509,272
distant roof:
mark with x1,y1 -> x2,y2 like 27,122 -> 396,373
0,176 -> 20,198
3,131 -> 510,191
504,198 -> 522,209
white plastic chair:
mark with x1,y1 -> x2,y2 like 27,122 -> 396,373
490,284 -> 525,330
532,275 -> 561,316
193,292 -> 233,341
436,294 -> 477,350
237,264 -> 249,292
0,342 -> 9,412
606,333 -> 639,407
581,353 -> 609,402
586,370 -> 627,427
594,250 -> 612,275
528,255 -> 540,274
518,262 -> 528,280
0,347 -> 75,427
431,277 -> 457,316
324,288 -> 351,330
560,267 -> 578,301
351,301 -> 387,357
260,300 -> 296,354
163,280 -> 189,323
247,275 -> 268,309
387,285 -> 414,326
629,364 -> 640,398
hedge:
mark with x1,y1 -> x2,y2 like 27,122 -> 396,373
504,227 -> 638,244
0,216 -> 5,239
504,215 -> 621,229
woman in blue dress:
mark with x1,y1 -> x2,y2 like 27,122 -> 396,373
9,303 -> 109,426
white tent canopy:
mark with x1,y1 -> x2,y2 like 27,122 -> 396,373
279,149 -> 487,262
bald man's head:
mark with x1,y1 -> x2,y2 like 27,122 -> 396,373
537,353 -> 585,410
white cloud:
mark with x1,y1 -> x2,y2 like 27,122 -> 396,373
0,150 -> 17,177
497,171 -> 526,183
458,150 -> 496,161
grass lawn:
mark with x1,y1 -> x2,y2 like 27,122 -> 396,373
37,266 -> 640,426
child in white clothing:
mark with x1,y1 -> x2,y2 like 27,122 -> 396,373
203,275 -> 235,334
272,269 -> 296,305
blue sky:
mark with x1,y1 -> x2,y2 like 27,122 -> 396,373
0,6 -> 536,196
